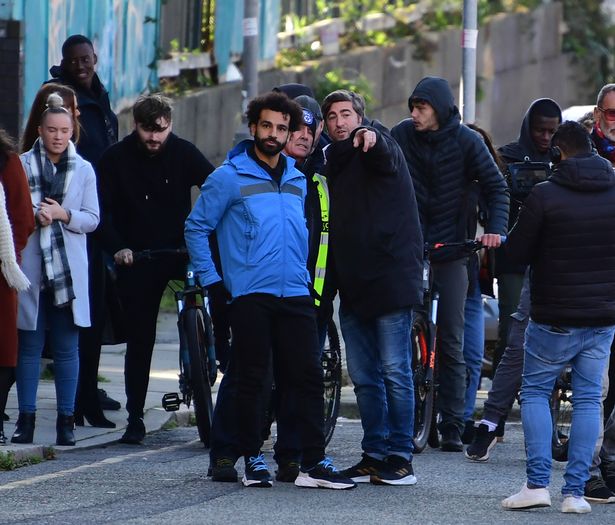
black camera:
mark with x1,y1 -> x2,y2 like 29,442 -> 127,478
507,160 -> 551,201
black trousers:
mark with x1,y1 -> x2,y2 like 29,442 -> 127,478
229,294 -> 325,467
76,236 -> 106,415
118,256 -> 184,421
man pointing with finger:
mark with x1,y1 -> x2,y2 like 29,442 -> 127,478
322,90 -> 424,485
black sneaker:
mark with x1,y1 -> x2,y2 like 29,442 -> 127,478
584,475 -> 615,503
340,453 -> 390,483
601,460 -> 615,493
211,457 -> 238,482
276,461 -> 301,482
242,453 -> 272,488
98,389 -> 121,411
464,423 -> 497,461
0,430 -> 6,445
119,418 -> 145,444
295,458 -> 356,490
461,420 -> 476,445
371,455 -> 417,486
440,425 -> 463,452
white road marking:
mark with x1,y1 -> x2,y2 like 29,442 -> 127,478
0,440 -> 200,491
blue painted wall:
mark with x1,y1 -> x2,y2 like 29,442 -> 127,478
10,0 -> 159,125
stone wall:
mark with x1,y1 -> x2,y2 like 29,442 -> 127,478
119,2 -> 588,166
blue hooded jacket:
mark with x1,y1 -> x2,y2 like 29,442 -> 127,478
185,140 -> 310,299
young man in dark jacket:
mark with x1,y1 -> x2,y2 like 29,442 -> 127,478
46,34 -> 120,426
494,98 -> 562,372
391,76 -> 509,451
98,94 -> 214,444
323,89 -> 423,485
502,121 -> 615,514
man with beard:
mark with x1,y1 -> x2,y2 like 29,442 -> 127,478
185,91 -> 355,490
98,94 -> 214,444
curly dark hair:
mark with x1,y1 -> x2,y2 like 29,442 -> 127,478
246,92 -> 303,132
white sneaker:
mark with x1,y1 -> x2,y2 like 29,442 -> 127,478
502,484 -> 551,510
562,495 -> 591,514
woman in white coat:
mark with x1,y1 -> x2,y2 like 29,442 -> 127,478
11,93 -> 99,446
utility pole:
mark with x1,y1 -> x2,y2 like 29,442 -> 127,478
234,0 -> 259,144
461,0 -> 478,124
243,0 -> 259,101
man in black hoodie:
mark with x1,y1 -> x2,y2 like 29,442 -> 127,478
502,121 -> 615,514
98,94 -> 214,444
391,77 -> 509,451
323,89 -> 423,485
495,99 -> 562,372
46,34 -> 120,426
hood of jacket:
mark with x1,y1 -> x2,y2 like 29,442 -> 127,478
499,98 -> 562,162
549,153 -> 615,192
408,76 -> 460,130
47,65 -> 109,106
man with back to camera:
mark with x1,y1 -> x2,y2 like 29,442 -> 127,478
97,94 -> 214,444
47,34 -> 121,424
391,76 -> 509,451
502,121 -> 615,514
322,89 -> 423,485
185,91 -> 355,490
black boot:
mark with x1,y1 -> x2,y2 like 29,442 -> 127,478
11,412 -> 35,444
119,418 -> 145,444
56,414 -> 76,446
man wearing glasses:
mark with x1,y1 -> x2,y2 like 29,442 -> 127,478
592,84 -> 615,163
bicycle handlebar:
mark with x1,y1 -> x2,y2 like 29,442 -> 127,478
131,247 -> 188,263
427,235 -> 507,254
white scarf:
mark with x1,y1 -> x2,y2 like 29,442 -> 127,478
0,180 -> 30,291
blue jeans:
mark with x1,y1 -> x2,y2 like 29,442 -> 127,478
16,292 -> 80,415
462,276 -> 484,421
340,306 -> 414,460
521,320 -> 614,497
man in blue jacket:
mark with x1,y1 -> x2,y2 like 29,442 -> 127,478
185,91 -> 354,490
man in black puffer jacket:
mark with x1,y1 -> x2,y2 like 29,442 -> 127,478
502,121 -> 615,513
391,76 -> 509,451
323,90 -> 423,486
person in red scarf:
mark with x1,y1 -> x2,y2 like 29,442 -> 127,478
592,84 -> 615,163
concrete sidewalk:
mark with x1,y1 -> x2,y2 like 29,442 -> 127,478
1,311 -> 512,462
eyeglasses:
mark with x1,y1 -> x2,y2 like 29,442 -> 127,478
597,106 -> 615,121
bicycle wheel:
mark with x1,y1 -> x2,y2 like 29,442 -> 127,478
551,368 -> 572,462
182,306 -> 214,447
323,318 -> 342,446
411,314 -> 436,453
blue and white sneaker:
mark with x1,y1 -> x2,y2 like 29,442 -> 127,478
242,453 -> 272,488
295,458 -> 357,490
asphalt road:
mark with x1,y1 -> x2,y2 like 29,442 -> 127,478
1,419 -> 613,524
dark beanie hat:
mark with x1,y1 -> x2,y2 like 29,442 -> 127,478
272,83 -> 315,99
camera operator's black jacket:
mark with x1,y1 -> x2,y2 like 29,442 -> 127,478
507,153 -> 615,326
391,77 -> 509,259
325,121 -> 423,321
497,98 -> 562,276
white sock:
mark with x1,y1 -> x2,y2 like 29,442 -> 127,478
480,419 -> 498,432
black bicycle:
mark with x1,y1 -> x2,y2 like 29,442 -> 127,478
132,248 -> 217,448
550,365 -> 572,462
412,239 -> 487,453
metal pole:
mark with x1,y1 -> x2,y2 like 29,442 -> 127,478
243,0 -> 259,101
234,0 -> 259,144
461,0 -> 478,124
